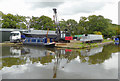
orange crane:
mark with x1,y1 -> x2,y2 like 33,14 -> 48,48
46,28 -> 50,43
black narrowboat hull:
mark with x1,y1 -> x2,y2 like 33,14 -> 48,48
23,42 -> 56,47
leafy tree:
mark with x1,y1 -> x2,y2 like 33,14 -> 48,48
115,25 -> 120,35
59,20 -> 67,31
2,13 -> 27,29
30,15 -> 55,30
88,15 -> 112,34
78,15 -> 115,38
30,16 -> 41,30
66,19 -> 78,35
78,16 -> 88,34
103,24 -> 119,38
39,15 -> 54,30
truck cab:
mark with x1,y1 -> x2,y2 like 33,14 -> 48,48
10,31 -> 21,43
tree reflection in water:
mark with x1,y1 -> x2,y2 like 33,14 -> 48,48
1,43 -> 119,78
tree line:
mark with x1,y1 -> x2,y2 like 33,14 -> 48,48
0,11 -> 119,38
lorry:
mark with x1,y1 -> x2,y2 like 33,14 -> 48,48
10,31 -> 21,43
10,30 -> 27,43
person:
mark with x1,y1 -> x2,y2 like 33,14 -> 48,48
21,35 -> 25,39
21,34 -> 26,42
115,38 -> 119,42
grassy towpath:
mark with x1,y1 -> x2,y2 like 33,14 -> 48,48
55,39 -> 114,49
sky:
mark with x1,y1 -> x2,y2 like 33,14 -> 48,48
0,0 -> 119,24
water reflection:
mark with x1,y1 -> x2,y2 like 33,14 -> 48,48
1,43 -> 119,79
80,47 -> 103,56
10,46 -> 30,57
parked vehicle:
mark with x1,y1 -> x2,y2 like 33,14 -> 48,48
80,34 -> 103,43
10,30 -> 27,43
10,31 -> 21,43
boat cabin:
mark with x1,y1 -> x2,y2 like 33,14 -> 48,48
24,37 -> 54,43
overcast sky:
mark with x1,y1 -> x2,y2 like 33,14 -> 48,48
0,0 -> 119,24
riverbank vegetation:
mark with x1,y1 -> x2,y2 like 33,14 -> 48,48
0,11 -> 119,38
56,39 -> 113,49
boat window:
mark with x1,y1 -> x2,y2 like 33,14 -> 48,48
37,39 -> 40,42
32,39 -> 36,42
44,38 -> 47,43
50,38 -> 53,42
28,39 -> 30,42
30,39 -> 32,42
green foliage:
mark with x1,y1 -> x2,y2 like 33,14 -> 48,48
0,11 -> 119,38
78,15 -> 118,38
93,31 -> 102,35
59,19 -> 78,35
78,16 -> 88,34
66,19 -> 78,35
2,13 -> 27,29
59,20 -> 67,31
103,24 -> 119,38
30,15 -> 55,30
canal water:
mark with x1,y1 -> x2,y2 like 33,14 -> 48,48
0,43 -> 119,79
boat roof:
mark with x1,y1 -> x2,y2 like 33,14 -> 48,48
0,28 -> 63,35
25,37 -> 47,39
25,30 -> 57,35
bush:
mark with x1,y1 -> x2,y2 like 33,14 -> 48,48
93,31 -> 102,35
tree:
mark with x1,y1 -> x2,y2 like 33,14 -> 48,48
30,16 -> 40,30
66,19 -> 78,35
2,13 -> 27,29
30,15 -> 55,30
114,24 -> 120,35
59,20 -> 67,31
102,24 -> 119,38
78,16 -> 88,34
39,15 -> 54,30
88,15 -> 112,34
78,15 -> 114,38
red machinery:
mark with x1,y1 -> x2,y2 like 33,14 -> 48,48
65,36 -> 73,40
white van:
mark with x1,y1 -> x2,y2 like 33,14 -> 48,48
10,31 -> 21,43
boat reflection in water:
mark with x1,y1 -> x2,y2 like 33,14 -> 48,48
80,47 -> 103,56
1,43 -> 119,79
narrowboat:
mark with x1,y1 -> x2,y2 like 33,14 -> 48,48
23,37 -> 56,47
80,34 -> 103,43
